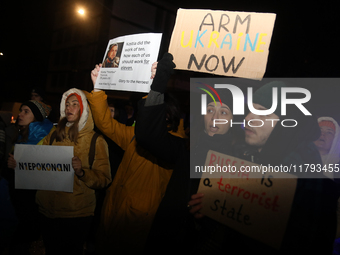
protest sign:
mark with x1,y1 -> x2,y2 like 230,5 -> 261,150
94,33 -> 162,93
197,150 -> 297,249
14,144 -> 74,192
169,9 -> 276,80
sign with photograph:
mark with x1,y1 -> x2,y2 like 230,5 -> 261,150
95,33 -> 162,92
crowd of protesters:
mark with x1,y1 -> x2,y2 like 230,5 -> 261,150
0,53 -> 339,255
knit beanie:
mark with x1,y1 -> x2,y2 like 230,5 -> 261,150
21,100 -> 52,121
205,84 -> 233,112
253,81 -> 286,117
206,87 -> 234,113
319,120 -> 336,132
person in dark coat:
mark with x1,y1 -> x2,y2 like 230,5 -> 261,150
135,54 -> 192,254
190,80 -> 338,254
187,83 -> 246,254
6,100 -> 53,255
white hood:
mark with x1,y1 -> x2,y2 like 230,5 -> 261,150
317,116 -> 340,179
60,88 -> 89,132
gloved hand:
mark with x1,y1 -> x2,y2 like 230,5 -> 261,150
150,53 -> 176,94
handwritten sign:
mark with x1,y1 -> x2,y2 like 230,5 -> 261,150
169,9 -> 276,80
14,144 -> 74,192
95,33 -> 162,93
197,150 -> 297,249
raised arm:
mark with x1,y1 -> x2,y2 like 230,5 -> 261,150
135,53 -> 186,163
90,63 -> 102,92
86,64 -> 135,150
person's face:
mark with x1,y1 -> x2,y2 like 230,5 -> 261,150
204,102 -> 232,136
31,92 -> 43,101
17,105 -> 35,126
109,106 -> 115,119
244,103 -> 279,152
314,126 -> 335,155
65,95 -> 80,122
108,46 -> 118,59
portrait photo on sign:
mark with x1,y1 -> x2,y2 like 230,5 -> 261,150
102,42 -> 124,68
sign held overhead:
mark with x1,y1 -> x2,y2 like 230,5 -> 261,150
169,9 -> 276,80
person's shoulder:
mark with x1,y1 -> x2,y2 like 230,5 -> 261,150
94,132 -> 106,143
284,141 -> 322,166
297,141 -> 321,163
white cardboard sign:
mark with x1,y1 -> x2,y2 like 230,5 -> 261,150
14,144 -> 74,192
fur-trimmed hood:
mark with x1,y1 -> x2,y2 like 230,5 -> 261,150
37,89 -> 111,219
60,88 -> 93,133
317,116 -> 340,165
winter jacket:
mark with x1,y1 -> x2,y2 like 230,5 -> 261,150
316,117 -> 340,239
237,108 -> 338,254
18,118 -> 54,145
134,95 -> 191,254
317,117 -> 340,177
85,90 -> 186,254
36,88 -> 111,219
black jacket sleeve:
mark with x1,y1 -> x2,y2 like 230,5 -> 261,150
135,99 -> 185,163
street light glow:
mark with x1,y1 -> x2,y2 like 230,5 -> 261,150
78,9 -> 85,15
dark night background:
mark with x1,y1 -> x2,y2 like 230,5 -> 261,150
0,3 -> 339,255
0,0 -> 338,108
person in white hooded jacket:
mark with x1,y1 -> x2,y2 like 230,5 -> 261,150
314,116 -> 340,179
314,116 -> 340,254
36,88 -> 111,255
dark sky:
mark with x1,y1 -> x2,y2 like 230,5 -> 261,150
0,1 -> 54,102
0,0 -> 338,103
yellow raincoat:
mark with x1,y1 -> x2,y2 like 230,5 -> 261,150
85,90 -> 186,254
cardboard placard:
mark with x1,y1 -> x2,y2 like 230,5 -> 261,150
14,144 -> 74,192
197,150 -> 297,249
95,33 -> 162,93
169,9 -> 276,80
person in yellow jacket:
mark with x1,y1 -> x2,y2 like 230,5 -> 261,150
87,56 -> 185,254
35,88 -> 111,255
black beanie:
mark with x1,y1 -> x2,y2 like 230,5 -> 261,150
206,87 -> 234,113
21,100 -> 51,122
253,81 -> 286,117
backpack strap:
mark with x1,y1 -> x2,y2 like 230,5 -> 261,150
89,132 -> 100,169
49,130 -> 57,145
50,130 -> 99,170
